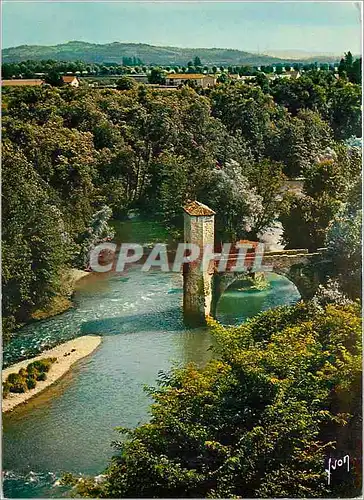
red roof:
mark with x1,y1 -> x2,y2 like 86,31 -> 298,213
183,201 -> 215,216
62,75 -> 78,83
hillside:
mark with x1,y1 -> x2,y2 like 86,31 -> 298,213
263,49 -> 350,63
3,40 -> 296,66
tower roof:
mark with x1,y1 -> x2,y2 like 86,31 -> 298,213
183,201 -> 216,216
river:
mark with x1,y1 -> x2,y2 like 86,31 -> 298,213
2,224 -> 300,498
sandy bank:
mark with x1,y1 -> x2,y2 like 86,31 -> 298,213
2,335 -> 101,413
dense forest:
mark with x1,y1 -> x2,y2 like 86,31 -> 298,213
2,51 -> 362,496
2,58 -> 361,336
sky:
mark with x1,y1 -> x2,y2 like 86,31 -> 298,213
1,1 -> 362,54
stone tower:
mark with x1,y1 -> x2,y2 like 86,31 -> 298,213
183,201 -> 215,325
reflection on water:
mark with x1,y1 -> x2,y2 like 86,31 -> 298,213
3,268 -> 300,498
216,273 -> 300,325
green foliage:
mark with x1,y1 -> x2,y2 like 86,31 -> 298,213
325,205 -> 362,299
1,140 -> 72,334
26,377 -> 37,390
211,82 -> 277,157
44,70 -> 64,87
28,357 -> 57,373
338,52 -> 362,84
75,206 -> 115,268
280,192 -> 342,250
116,76 -> 137,91
271,73 -> 327,115
65,302 -> 361,498
280,140 -> 361,251
2,69 -> 361,335
3,357 -> 57,398
148,68 -> 166,85
327,81 -> 362,140
2,382 -> 12,398
36,372 -> 47,382
267,109 -> 333,177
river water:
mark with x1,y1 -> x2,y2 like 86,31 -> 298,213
2,262 -> 300,498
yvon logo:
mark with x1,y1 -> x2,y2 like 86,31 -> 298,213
325,455 -> 350,485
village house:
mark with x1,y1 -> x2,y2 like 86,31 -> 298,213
275,70 -> 301,80
239,75 -> 257,82
62,75 -> 80,87
167,73 -> 216,88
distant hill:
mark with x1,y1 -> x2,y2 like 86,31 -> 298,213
3,40 -> 296,66
262,49 -> 343,61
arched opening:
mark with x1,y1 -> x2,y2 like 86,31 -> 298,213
215,272 -> 301,326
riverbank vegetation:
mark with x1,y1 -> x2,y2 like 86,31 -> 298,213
2,59 -> 361,337
3,357 -> 57,397
63,298 -> 361,497
2,52 -> 362,497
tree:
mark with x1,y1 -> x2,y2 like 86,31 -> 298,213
267,109 -> 333,177
116,76 -> 136,90
147,67 -> 166,85
217,73 -> 228,84
44,70 -> 63,87
193,56 -> 202,67
328,81 -> 361,139
255,72 -> 270,93
247,159 -> 286,237
211,82 -> 277,159
205,159 -> 265,240
2,141 -> 71,335
271,74 -> 327,115
325,204 -> 361,299
280,192 -> 342,251
75,206 -> 115,268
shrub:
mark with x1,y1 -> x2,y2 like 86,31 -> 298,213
26,365 -> 39,377
26,377 -> 37,390
3,382 -> 11,398
6,373 -> 20,385
10,379 -> 28,393
4,357 -> 56,396
28,357 -> 56,373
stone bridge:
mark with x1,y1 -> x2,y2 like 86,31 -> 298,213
182,200 -> 327,325
210,249 -> 324,318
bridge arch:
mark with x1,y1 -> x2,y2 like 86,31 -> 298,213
212,271 -> 302,320
211,260 -> 321,319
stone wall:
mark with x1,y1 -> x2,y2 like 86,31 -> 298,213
183,213 -> 214,325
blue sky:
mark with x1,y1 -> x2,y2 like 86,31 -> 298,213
2,1 -> 362,54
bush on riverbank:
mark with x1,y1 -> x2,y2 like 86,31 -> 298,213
63,301 -> 361,498
3,357 -> 57,398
